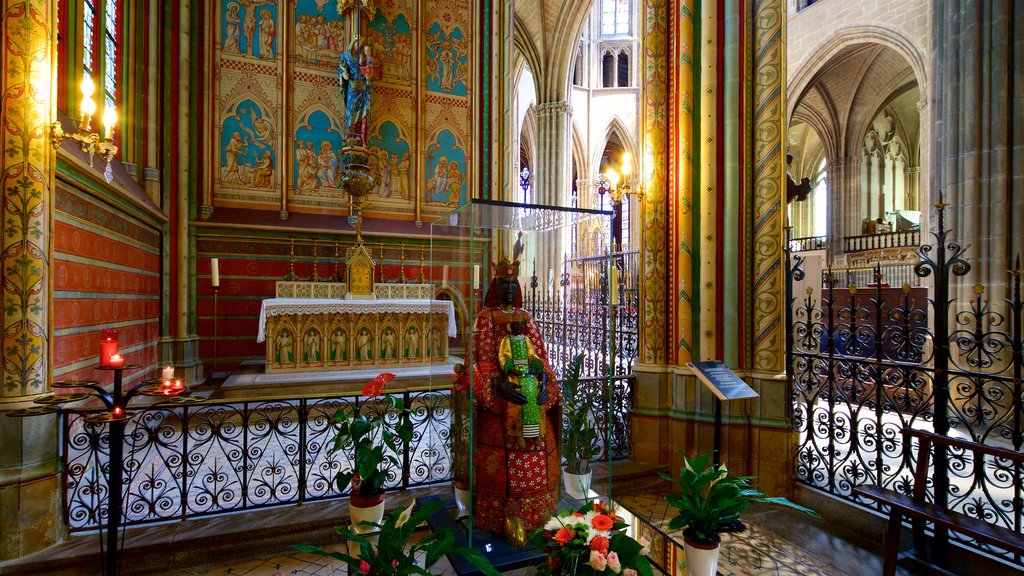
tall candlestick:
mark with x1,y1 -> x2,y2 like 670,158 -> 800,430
442,265 -> 449,286
473,265 -> 481,290
610,268 -> 619,305
99,328 -> 118,367
211,258 -> 220,287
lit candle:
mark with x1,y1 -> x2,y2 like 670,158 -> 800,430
610,268 -> 619,305
99,328 -> 118,367
161,379 -> 173,390
162,365 -> 175,380
442,265 -> 448,286
172,378 -> 184,391
111,406 -> 125,419
211,258 -> 220,288
549,268 -> 554,287
102,107 -> 117,141
473,265 -> 480,290
80,74 -> 96,122
109,354 -> 124,369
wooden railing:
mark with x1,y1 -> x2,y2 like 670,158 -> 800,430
844,230 -> 920,253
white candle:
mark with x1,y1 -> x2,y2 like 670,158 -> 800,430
211,258 -> 220,287
610,268 -> 619,305
162,365 -> 175,380
442,265 -> 449,286
473,265 -> 480,290
549,268 -> 554,287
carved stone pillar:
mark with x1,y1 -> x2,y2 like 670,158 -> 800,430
533,100 -> 572,206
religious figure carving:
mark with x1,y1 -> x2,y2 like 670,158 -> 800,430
381,327 -> 396,360
304,329 -> 321,363
404,326 -> 419,359
275,329 -> 293,363
356,327 -> 372,360
430,328 -> 441,358
460,254 -> 560,540
331,328 -> 347,361
498,313 -> 543,438
339,39 -> 372,145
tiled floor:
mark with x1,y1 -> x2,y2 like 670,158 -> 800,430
168,492 -> 907,576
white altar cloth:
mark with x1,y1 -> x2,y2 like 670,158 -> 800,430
257,298 -> 457,342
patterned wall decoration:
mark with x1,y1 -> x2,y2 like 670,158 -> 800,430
1,0 -> 53,398
640,0 -> 669,366
673,1 -> 695,365
751,0 -> 786,373
210,0 -> 475,220
52,186 -> 162,386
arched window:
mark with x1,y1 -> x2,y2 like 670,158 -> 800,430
101,0 -> 120,111
60,0 -> 121,145
616,52 -> 630,87
601,0 -> 630,37
602,52 -> 615,88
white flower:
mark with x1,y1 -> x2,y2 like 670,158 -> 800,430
394,501 -> 415,527
544,515 -> 566,531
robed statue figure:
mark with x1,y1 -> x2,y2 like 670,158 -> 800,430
339,38 -> 372,144
460,255 -> 560,542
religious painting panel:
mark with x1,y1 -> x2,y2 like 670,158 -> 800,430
293,0 -> 347,68
300,323 -> 325,367
367,8 -> 413,81
366,118 -> 414,211
403,324 -> 421,360
220,99 -> 277,193
380,324 -> 399,362
423,128 -> 467,208
292,107 -> 346,200
423,0 -> 469,97
222,0 -> 279,59
271,324 -> 297,368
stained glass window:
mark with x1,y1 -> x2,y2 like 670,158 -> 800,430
83,0 -> 96,75
103,0 -> 118,110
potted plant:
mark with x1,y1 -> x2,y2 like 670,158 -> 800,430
330,372 -> 413,526
296,499 -> 502,576
530,499 -> 654,576
561,354 -> 598,499
662,450 -> 819,576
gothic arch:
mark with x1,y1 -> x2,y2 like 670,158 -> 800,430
787,25 -> 927,121
592,116 -> 637,179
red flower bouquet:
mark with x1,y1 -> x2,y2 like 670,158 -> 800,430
530,500 -> 654,576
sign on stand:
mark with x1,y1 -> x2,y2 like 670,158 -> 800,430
687,361 -> 759,465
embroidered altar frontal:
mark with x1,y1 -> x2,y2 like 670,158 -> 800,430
258,298 -> 457,373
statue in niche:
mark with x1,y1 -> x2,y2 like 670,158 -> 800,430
458,253 -> 560,541
330,328 -> 347,361
275,328 -> 294,364
381,327 -> 397,360
355,327 -> 372,360
404,326 -> 419,359
430,328 -> 441,358
304,329 -> 321,363
339,38 -> 373,145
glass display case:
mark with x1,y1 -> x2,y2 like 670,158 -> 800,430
427,199 -> 617,561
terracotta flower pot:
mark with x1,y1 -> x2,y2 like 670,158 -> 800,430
682,529 -> 721,576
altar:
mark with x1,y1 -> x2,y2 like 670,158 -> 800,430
258,297 -> 456,373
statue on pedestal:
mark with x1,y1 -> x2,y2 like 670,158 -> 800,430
460,254 -> 560,542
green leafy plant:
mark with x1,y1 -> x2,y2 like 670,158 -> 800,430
662,450 -> 819,545
296,499 -> 501,576
561,354 -> 598,474
331,373 -> 413,499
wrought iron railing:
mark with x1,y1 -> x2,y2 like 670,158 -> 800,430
787,209 -> 1024,566
843,229 -> 921,253
63,389 -> 453,532
822,261 -> 924,289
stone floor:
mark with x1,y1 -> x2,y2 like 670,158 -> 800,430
163,494 -> 912,576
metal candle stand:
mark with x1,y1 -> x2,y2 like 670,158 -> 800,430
7,365 -> 203,575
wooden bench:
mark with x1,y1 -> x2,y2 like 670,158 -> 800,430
853,428 -> 1024,576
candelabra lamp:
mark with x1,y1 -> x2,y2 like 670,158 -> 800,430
599,151 -> 646,204
7,357 -> 203,575
50,74 -> 119,182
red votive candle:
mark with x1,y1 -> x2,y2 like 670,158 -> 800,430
172,378 -> 184,391
109,354 -> 124,369
112,406 -> 125,419
99,329 -> 118,367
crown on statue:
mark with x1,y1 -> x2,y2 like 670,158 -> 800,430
493,255 -> 520,278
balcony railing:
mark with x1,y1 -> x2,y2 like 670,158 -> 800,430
844,230 -> 921,254
789,236 -> 827,253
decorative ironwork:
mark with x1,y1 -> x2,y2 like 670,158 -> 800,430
524,250 -> 639,461
64,389 -> 453,531
787,205 -> 1024,565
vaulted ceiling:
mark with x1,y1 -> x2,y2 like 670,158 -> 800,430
512,0 -> 596,101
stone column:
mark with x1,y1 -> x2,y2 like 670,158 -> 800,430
532,100 -> 572,206
931,1 -> 1024,302
826,157 -> 845,261
0,0 -> 62,559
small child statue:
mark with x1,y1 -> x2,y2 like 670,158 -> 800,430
498,312 -> 544,438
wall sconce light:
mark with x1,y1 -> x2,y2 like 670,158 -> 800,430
50,73 -> 118,181
599,151 -> 644,204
